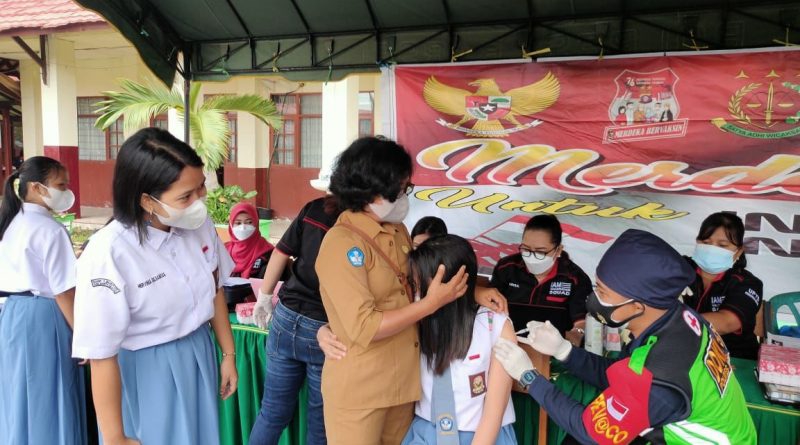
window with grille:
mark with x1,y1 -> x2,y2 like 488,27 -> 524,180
202,95 -> 239,165
77,97 -> 123,161
271,93 -> 322,168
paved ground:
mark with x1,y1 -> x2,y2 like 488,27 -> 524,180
75,206 -> 293,244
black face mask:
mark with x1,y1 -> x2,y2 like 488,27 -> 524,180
586,292 -> 644,328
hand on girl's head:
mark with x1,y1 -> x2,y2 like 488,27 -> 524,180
426,264 -> 468,308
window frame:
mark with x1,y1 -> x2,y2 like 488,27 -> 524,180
77,96 -> 124,161
270,92 -> 322,168
202,94 -> 239,165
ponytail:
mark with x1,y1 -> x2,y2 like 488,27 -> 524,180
0,171 -> 22,240
0,156 -> 66,241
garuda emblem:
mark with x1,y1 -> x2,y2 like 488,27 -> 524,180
423,72 -> 560,137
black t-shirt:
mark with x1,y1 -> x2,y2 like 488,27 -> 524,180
276,198 -> 338,322
490,254 -> 591,334
231,250 -> 290,281
683,256 -> 763,360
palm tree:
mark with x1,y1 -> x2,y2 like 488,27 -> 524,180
94,78 -> 282,188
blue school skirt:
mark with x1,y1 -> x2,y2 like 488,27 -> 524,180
0,295 -> 87,444
111,324 -> 219,445
402,415 -> 518,445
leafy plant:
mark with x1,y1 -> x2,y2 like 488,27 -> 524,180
206,185 -> 258,225
94,78 -> 282,175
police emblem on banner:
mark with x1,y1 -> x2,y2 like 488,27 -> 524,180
603,68 -> 688,143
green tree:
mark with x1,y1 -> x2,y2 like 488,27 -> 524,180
94,78 -> 281,187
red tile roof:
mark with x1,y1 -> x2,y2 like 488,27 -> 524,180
0,0 -> 105,34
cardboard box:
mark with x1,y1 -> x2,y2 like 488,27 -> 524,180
758,344 -> 800,387
764,300 -> 800,349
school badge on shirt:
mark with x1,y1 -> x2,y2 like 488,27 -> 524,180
91,278 -> 121,294
469,371 -> 487,397
347,247 -> 365,267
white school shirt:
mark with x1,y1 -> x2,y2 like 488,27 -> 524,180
72,218 -> 233,359
0,203 -> 76,297
416,309 -> 516,431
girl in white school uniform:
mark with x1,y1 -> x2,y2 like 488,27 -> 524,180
403,235 -> 517,445
72,127 -> 238,445
0,156 -> 87,444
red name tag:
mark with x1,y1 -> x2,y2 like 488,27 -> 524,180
468,354 -> 481,361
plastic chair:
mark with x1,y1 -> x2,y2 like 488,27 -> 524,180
768,292 -> 800,331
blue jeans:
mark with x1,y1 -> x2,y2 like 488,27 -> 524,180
249,301 -> 327,445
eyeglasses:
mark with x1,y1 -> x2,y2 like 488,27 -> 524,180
519,245 -> 558,260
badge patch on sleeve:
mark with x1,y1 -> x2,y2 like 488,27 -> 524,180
347,247 -> 365,267
91,278 -> 121,294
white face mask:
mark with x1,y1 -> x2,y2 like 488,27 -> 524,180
369,194 -> 410,224
152,197 -> 208,230
232,224 -> 257,241
523,254 -> 556,276
39,184 -> 75,213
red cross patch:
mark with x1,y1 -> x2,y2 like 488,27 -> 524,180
683,310 -> 702,336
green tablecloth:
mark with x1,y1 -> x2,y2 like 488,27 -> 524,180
222,319 -> 799,445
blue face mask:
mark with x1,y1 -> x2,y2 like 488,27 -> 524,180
692,243 -> 735,274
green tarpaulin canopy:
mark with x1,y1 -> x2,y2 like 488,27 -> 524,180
73,0 -> 800,85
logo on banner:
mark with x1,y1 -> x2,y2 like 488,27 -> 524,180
423,73 -> 560,137
712,69 -> 800,138
603,68 -> 689,144
603,68 -> 688,143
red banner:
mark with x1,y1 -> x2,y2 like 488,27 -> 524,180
394,49 -> 800,298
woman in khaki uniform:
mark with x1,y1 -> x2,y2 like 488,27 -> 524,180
316,137 -> 498,445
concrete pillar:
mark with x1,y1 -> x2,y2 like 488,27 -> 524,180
168,75 -> 186,142
235,77 -> 263,169
41,37 -> 80,216
313,76 -> 360,191
19,59 -> 43,157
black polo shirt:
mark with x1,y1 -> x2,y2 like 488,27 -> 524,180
490,254 -> 591,334
276,198 -> 338,322
683,256 -> 763,360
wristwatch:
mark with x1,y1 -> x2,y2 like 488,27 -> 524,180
519,369 -> 538,390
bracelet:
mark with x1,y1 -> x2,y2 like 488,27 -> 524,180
221,351 -> 236,358
572,327 -> 585,335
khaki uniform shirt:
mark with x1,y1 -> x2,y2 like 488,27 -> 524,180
315,210 -> 420,409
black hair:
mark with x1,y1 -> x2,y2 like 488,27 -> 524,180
524,214 -> 570,259
112,127 -> 204,242
697,212 -> 747,269
411,216 -> 448,239
0,156 -> 65,240
410,234 -> 478,375
329,137 -> 413,212
618,106 -> 626,114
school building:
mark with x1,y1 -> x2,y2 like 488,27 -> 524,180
0,0 -> 387,217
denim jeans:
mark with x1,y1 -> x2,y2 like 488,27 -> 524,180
249,301 -> 327,445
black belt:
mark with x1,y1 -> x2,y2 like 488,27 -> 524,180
0,291 -> 35,297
